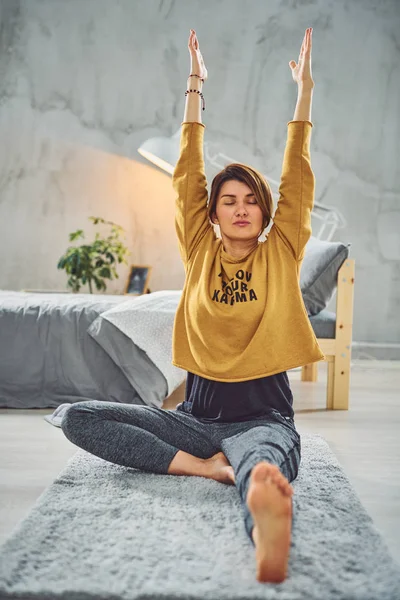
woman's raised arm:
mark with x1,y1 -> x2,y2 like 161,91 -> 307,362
183,29 -> 207,124
289,27 -> 315,122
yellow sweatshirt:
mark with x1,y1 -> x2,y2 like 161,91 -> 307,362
171,120 -> 326,382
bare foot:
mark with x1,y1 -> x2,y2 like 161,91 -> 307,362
205,452 -> 235,485
247,462 -> 293,583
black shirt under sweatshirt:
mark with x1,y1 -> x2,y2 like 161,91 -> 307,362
176,370 -> 294,423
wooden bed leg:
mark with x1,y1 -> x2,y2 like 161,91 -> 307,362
301,362 -> 318,382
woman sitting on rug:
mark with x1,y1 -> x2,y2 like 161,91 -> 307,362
62,26 -> 323,584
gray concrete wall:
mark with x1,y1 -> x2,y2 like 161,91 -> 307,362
0,0 -> 399,356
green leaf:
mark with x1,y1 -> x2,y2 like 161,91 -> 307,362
69,230 -> 85,241
98,266 -> 111,278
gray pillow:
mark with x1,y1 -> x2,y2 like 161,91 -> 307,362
300,236 -> 351,317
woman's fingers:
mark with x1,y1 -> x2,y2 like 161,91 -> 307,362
300,31 -> 307,57
304,28 -> 312,52
299,28 -> 312,60
188,30 -> 195,53
188,29 -> 198,51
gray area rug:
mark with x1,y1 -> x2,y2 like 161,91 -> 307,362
0,433 -> 399,600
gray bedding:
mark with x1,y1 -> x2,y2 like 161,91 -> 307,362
0,291 -> 168,409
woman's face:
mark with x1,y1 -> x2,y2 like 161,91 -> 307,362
213,180 -> 264,239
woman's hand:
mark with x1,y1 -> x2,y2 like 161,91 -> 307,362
289,28 -> 314,88
188,29 -> 208,82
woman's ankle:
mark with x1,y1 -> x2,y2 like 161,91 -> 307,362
167,450 -> 208,477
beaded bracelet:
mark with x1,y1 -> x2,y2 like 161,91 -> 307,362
185,74 -> 205,110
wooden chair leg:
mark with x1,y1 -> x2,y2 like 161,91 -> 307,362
301,362 -> 318,382
331,349 -> 351,410
330,258 -> 354,410
326,357 -> 335,409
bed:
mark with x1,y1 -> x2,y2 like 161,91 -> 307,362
0,290 -> 182,410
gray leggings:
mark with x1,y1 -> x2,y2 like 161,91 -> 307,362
61,400 -> 301,545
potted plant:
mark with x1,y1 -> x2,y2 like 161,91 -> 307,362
57,216 -> 130,294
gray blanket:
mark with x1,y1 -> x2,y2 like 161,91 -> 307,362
0,291 -> 170,410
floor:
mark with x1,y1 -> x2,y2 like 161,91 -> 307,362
1,359 -> 399,567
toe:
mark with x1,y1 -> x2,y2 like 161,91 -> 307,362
251,462 -> 272,482
268,469 -> 293,496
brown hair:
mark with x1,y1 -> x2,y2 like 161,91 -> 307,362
207,163 -> 274,237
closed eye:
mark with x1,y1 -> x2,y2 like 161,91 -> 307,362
225,201 -> 258,205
